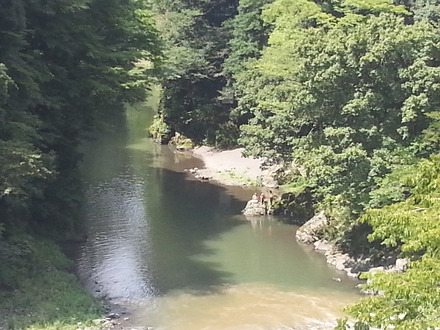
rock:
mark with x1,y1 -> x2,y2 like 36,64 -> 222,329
369,266 -> 385,274
336,255 -> 350,271
295,211 -> 328,244
195,174 -> 210,181
170,132 -> 194,150
328,253 -> 350,271
346,270 -> 360,279
92,319 -> 105,326
106,312 -> 120,319
394,258 -> 408,272
313,240 -> 334,254
242,200 -> 267,216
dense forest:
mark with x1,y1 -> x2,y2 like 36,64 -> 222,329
1,0 -> 440,328
150,0 -> 440,328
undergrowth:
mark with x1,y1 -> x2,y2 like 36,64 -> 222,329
0,233 -> 103,329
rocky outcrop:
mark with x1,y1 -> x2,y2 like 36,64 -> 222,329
295,211 -> 328,244
242,200 -> 267,216
296,212 -> 410,281
169,132 -> 194,150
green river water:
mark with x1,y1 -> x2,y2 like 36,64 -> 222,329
76,98 -> 360,329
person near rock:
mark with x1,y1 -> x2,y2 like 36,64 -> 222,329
268,190 -> 274,208
252,192 -> 258,201
259,192 -> 265,205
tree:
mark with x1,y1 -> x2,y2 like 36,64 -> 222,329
149,0 -> 239,146
222,0 -> 274,129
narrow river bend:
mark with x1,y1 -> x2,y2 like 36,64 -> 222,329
76,100 -> 360,329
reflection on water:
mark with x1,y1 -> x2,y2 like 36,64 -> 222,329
77,101 -> 360,329
77,175 -> 156,301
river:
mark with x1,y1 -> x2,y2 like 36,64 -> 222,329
76,96 -> 360,329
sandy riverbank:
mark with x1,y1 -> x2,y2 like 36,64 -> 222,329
191,146 -> 277,187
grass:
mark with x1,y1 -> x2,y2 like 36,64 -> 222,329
280,177 -> 309,194
0,233 -> 103,329
219,171 -> 262,186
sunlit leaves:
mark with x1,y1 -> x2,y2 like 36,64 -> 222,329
342,0 -> 409,15
346,156 -> 440,328
347,257 -> 440,329
0,142 -> 54,199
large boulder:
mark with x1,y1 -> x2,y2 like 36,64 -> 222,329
242,200 -> 267,216
296,211 -> 328,244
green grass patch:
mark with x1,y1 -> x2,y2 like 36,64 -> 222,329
280,177 -> 309,194
219,171 -> 262,186
0,233 -> 103,329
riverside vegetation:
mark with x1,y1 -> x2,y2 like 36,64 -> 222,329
1,0 -> 440,329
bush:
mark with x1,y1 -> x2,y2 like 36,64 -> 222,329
149,114 -> 171,144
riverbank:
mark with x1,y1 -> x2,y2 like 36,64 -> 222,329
0,233 -> 103,329
191,146 -> 277,188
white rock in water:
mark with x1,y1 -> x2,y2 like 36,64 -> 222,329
242,200 -> 266,216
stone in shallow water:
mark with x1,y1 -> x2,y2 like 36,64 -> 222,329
242,200 -> 267,216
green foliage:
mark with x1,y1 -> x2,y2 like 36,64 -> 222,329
411,0 -> 440,23
149,114 -> 171,143
235,0 -> 440,219
362,156 -> 440,254
0,234 -> 102,329
342,0 -> 409,15
422,111 -> 440,151
367,164 -> 412,208
222,0 -> 273,84
345,257 -> 440,329
222,0 -> 274,137
214,121 -> 240,148
343,156 -> 440,328
0,235 -> 102,329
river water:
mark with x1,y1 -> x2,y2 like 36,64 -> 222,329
76,99 -> 360,329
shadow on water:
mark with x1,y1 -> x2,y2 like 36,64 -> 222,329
140,167 -> 249,294
77,154 -> 250,303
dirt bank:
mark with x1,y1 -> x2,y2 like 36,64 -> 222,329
191,146 -> 277,187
